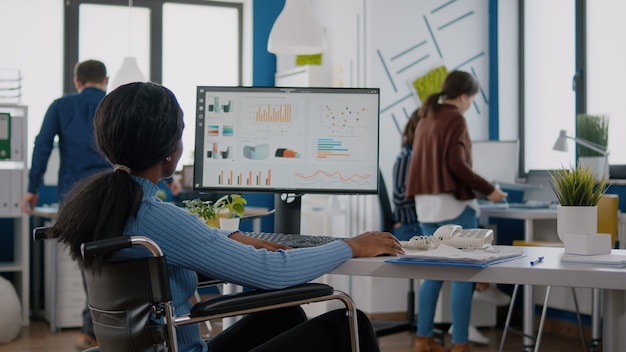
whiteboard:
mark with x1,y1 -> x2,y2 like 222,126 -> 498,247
472,140 -> 519,185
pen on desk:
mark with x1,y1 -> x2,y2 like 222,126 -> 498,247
530,256 -> 545,266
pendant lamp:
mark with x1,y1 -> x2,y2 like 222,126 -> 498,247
112,0 -> 146,88
112,57 -> 145,89
267,0 -> 327,55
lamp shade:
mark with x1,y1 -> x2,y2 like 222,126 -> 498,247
267,0 -> 327,55
112,57 -> 146,89
553,129 -> 608,156
553,130 -> 569,152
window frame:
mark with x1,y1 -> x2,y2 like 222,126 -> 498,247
63,0 -> 244,93
519,0 -> 589,177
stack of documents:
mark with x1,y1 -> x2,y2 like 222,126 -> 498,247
561,252 -> 626,267
387,244 -> 524,268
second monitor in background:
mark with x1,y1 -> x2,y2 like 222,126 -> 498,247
471,140 -> 519,186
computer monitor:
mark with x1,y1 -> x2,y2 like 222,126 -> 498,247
471,140 -> 519,185
193,86 -> 381,232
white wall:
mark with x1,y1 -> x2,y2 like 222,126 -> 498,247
0,0 -> 64,162
294,0 -> 521,315
296,0 -> 520,183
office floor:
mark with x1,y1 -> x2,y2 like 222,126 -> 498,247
0,319 -> 591,352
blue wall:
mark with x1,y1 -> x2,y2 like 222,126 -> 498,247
253,0 -> 284,87
244,0 -> 285,232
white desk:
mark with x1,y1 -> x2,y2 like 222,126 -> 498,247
330,246 -> 626,351
480,207 -> 557,242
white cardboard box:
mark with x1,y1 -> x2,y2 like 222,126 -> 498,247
564,233 -> 612,255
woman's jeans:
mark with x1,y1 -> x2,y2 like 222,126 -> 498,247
417,206 -> 478,344
392,222 -> 421,241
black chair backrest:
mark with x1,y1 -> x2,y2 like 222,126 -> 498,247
378,170 -> 395,232
83,238 -> 172,352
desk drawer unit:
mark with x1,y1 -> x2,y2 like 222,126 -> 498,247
44,240 -> 86,330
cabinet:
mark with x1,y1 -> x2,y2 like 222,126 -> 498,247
0,104 -> 29,326
32,206 -> 87,332
43,235 -> 86,331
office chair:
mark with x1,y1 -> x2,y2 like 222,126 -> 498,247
34,228 -> 361,352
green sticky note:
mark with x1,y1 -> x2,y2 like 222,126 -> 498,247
412,65 -> 448,103
296,54 -> 323,66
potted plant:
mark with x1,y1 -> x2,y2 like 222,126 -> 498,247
183,194 -> 246,229
213,194 -> 246,230
183,198 -> 219,228
576,113 -> 609,180
549,164 -> 610,253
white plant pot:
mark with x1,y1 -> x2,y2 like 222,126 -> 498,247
556,205 -> 598,243
219,217 -> 240,231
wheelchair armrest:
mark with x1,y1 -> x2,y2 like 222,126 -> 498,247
33,226 -> 50,241
81,236 -> 164,258
82,236 -> 134,256
190,282 -> 334,317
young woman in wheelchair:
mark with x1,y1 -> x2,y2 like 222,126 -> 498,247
45,82 -> 404,352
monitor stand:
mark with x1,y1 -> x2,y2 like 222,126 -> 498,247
274,193 -> 302,234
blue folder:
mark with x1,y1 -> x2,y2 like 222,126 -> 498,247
386,254 -> 526,268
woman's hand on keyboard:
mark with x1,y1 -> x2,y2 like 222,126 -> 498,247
229,231 -> 292,251
344,231 -> 405,258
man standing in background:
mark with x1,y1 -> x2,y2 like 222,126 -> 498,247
22,59 -> 110,350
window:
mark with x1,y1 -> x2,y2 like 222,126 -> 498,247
78,4 -> 151,88
162,3 -> 240,166
523,0 -> 626,172
0,0 -> 63,161
67,0 -> 244,167
587,0 -> 626,164
523,0 -> 576,171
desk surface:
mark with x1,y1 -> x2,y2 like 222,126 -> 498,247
330,246 -> 626,290
32,206 -> 59,219
32,206 -> 269,219
480,207 -> 557,220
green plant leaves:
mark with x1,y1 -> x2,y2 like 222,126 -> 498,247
182,198 -> 216,220
576,114 -> 609,157
214,194 -> 247,218
549,164 -> 608,206
184,194 -> 247,221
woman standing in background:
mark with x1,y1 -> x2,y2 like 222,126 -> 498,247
391,108 -> 421,240
405,70 -> 507,352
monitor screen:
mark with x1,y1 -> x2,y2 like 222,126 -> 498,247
471,140 -> 519,185
193,86 -> 380,195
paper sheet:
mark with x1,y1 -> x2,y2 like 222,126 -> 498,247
397,244 -> 524,264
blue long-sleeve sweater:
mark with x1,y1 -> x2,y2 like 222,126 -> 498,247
124,176 -> 354,352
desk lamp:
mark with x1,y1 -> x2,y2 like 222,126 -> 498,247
552,129 -> 608,156
553,129 -> 609,181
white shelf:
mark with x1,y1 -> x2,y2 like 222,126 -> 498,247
0,103 -> 29,326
